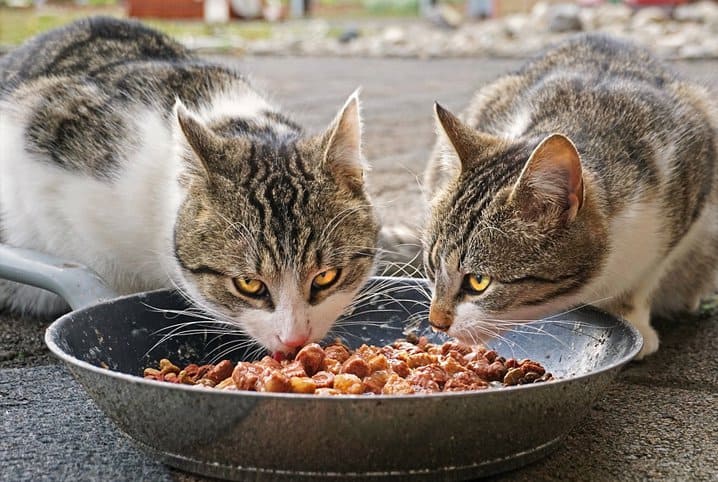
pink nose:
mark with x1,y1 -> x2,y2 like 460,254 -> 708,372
280,335 -> 309,348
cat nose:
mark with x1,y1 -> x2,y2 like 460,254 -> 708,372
428,305 -> 454,331
280,335 -> 309,348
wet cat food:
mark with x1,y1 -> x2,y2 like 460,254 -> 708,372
143,338 -> 553,395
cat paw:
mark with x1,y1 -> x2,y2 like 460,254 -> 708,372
634,324 -> 660,360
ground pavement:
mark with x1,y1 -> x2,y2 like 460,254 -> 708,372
1,56 -> 716,481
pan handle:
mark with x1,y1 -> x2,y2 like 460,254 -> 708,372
0,244 -> 118,310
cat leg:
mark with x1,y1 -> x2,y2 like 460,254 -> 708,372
623,296 -> 660,360
0,280 -> 69,318
650,224 -> 718,317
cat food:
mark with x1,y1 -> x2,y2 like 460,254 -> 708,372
143,337 -> 553,395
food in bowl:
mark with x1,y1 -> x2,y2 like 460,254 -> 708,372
143,336 -> 553,395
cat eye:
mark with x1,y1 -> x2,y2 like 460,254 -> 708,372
312,268 -> 341,290
464,274 -> 491,294
233,278 -> 267,297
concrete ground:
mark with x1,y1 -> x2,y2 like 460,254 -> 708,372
1,56 -> 717,481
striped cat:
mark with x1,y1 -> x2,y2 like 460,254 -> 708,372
0,18 -> 379,355
423,34 -> 718,358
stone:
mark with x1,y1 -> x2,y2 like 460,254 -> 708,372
631,7 -> 670,30
338,27 -> 360,44
592,3 -> 633,28
674,1 -> 718,24
425,4 -> 464,30
546,4 -> 583,33
382,26 -> 407,45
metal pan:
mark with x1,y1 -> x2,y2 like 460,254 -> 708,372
0,244 -> 642,480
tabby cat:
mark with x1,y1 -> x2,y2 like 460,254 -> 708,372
423,34 -> 718,358
0,18 -> 379,355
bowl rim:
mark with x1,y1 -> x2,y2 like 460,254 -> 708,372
45,283 -> 643,402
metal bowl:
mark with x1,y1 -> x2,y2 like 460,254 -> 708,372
0,245 -> 641,480
46,281 -> 640,480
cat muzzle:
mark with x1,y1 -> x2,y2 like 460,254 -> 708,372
428,306 -> 454,331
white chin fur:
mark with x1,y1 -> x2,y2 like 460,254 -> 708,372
237,289 -> 358,353
447,300 -> 572,346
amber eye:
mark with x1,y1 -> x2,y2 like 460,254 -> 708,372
312,268 -> 340,290
464,274 -> 491,294
233,278 -> 267,297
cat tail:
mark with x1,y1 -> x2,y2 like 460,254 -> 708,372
376,224 -> 425,278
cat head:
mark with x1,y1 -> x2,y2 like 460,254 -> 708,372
171,92 -> 379,354
423,103 -> 608,344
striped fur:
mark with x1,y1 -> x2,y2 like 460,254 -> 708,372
423,34 -> 718,358
0,18 -> 379,354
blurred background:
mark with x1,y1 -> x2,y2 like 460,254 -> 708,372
0,0 -> 716,59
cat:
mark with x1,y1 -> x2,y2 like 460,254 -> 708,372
421,34 -> 718,359
0,17 -> 380,355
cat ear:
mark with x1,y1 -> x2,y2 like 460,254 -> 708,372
511,133 -> 584,223
174,99 -> 223,178
320,90 -> 365,190
434,102 -> 500,172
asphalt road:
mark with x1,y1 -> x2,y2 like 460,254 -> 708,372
2,55 -> 717,481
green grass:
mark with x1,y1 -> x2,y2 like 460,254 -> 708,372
0,6 -> 276,47
0,0 -> 460,48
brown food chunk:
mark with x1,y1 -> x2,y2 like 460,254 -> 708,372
232,362 -> 264,391
340,355 -> 370,379
145,337 -> 553,395
503,367 -> 524,386
322,357 -> 342,374
312,370 -> 335,388
367,354 -> 389,373
204,360 -> 234,385
333,373 -> 364,394
290,376 -> 317,394
324,342 -> 351,363
295,343 -> 325,376
407,352 -> 437,368
381,373 -> 414,395
260,371 -> 291,393
363,370 -> 390,394
281,360 -> 307,378
389,359 -> 411,378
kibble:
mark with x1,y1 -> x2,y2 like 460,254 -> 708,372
143,338 -> 554,395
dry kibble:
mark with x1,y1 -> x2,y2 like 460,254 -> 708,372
216,378 -> 237,390
503,367 -> 524,386
519,360 -> 546,376
144,337 -> 553,395
195,378 -> 215,387
159,359 -> 180,375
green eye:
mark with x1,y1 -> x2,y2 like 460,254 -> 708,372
464,274 -> 491,294
312,268 -> 340,290
233,278 -> 267,297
